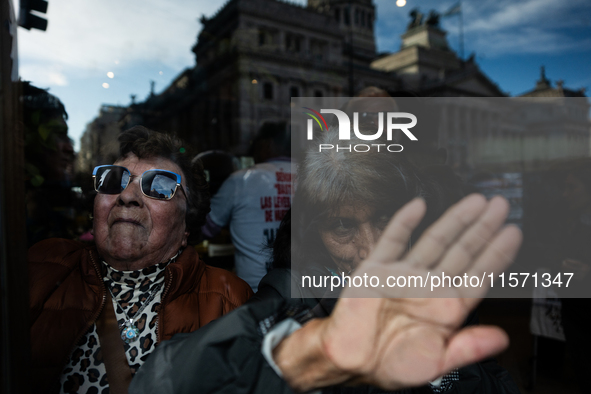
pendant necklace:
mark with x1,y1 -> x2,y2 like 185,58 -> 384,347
107,282 -> 163,343
103,250 -> 180,344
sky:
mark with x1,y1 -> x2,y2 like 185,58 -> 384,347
16,0 -> 591,151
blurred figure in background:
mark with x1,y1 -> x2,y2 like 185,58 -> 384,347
194,150 -> 240,271
195,150 -> 240,196
22,82 -> 77,247
202,121 -> 294,291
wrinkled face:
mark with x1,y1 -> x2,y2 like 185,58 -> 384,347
93,154 -> 189,270
318,205 -> 390,273
563,174 -> 590,212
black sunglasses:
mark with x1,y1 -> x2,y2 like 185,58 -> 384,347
92,165 -> 188,201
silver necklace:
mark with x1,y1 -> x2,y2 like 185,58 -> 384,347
103,250 -> 181,343
107,282 -> 163,343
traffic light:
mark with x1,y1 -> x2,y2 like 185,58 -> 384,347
19,0 -> 48,31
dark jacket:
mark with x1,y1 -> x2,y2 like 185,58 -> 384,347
130,268 -> 520,394
29,238 -> 253,394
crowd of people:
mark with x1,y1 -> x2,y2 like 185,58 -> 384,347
23,87 -> 589,394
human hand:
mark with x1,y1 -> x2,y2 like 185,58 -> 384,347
275,194 -> 522,391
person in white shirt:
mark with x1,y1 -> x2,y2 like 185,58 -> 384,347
203,121 -> 294,291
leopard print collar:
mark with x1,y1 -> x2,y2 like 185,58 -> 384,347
101,249 -> 182,288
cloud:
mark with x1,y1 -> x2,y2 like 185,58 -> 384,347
19,63 -> 68,86
465,0 -> 565,32
470,28 -> 591,56
436,0 -> 591,57
18,0 -> 222,86
372,0 -> 591,57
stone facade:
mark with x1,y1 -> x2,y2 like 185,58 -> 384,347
371,23 -> 504,97
116,0 -> 404,155
515,67 -> 590,168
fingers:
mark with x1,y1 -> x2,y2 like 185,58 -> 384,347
442,325 -> 509,372
460,224 -> 522,304
368,198 -> 427,264
404,194 -> 488,269
354,194 -> 523,304
436,196 -> 510,275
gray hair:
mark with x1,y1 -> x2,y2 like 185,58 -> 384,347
291,122 -> 465,268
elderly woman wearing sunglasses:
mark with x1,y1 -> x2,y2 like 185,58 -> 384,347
28,126 -> 253,394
